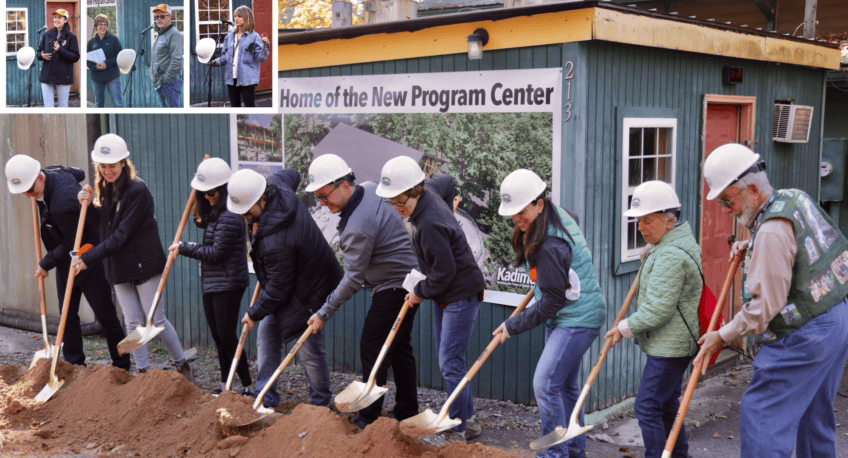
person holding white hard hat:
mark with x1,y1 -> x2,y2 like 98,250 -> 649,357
5,155 -> 130,373
604,180 -> 700,458
168,158 -> 252,395
228,168 -> 342,409
207,6 -> 270,107
87,14 -> 124,108
304,154 -> 421,429
376,155 -> 485,445
74,133 -> 192,382
492,169 -> 605,458
36,9 -> 79,107
694,143 -> 848,458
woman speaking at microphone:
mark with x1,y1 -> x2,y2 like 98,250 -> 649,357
208,6 -> 270,107
37,9 -> 79,107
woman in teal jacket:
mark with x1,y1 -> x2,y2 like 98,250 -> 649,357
605,180 -> 701,458
210,6 -> 270,107
493,169 -> 606,458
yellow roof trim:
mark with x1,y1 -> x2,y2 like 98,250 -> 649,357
279,6 -> 840,72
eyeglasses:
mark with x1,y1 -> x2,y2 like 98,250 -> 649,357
717,189 -> 744,209
25,182 -> 37,194
154,14 -> 168,20
384,195 -> 410,208
315,182 -> 341,203
205,190 -> 218,197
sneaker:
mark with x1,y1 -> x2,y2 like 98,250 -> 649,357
465,416 -> 482,441
241,387 -> 256,398
421,429 -> 466,446
176,360 -> 194,384
212,385 -> 224,395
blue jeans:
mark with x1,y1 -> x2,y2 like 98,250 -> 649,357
635,354 -> 692,458
534,326 -> 598,458
740,298 -> 848,458
255,315 -> 332,408
432,295 -> 479,431
92,77 -> 123,108
156,78 -> 182,107
40,83 -> 71,107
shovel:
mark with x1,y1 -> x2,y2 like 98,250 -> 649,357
221,282 -> 262,393
117,188 -> 197,355
335,300 -> 412,413
35,189 -> 92,403
248,324 -> 317,418
400,287 -> 536,435
29,197 -> 61,370
530,273 -> 641,450
661,249 -> 745,458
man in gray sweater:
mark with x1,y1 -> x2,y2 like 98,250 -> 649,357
148,4 -> 182,107
305,154 -> 420,429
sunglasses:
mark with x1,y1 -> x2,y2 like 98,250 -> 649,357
25,182 -> 37,194
205,189 -> 218,197
154,14 -> 168,20
383,195 -> 410,208
717,190 -> 743,209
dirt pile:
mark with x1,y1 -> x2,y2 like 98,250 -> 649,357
0,363 -> 518,457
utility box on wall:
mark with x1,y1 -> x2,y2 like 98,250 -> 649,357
821,139 -> 848,202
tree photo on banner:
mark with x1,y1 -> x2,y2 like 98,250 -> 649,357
278,69 -> 562,305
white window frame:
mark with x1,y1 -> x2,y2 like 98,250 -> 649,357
620,117 -> 677,262
5,8 -> 28,57
150,6 -> 185,48
194,0 -> 232,48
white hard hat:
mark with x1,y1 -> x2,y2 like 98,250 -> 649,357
703,143 -> 762,200
17,47 -> 35,70
498,169 -> 547,216
227,169 -> 266,215
196,38 -> 216,64
374,156 -> 425,198
5,155 -> 41,194
91,133 -> 130,164
304,154 -> 353,192
116,49 -> 137,74
191,158 -> 232,191
623,180 -> 681,217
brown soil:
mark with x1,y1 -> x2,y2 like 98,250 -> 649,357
116,338 -> 140,356
0,363 -> 518,457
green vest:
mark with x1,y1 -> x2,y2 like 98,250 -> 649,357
743,189 -> 848,342
531,206 -> 606,329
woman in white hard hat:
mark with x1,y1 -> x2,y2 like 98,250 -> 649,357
605,180 -> 701,458
75,133 -> 193,382
37,9 -> 79,107
492,169 -> 605,458
87,14 -> 124,107
208,6 -> 270,107
376,156 -> 486,445
169,158 -> 254,395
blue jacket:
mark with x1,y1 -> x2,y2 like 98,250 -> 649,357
213,30 -> 269,86
179,209 -> 249,294
37,28 -> 80,85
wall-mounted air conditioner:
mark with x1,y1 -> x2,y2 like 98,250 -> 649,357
773,104 -> 813,143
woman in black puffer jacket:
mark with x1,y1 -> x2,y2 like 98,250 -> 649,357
37,9 -> 79,107
171,158 -> 253,395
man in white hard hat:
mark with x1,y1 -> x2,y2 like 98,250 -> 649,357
605,180 -> 701,458
149,4 -> 183,107
5,155 -> 130,372
303,154 -> 421,429
694,143 -> 848,458
228,168 -> 342,409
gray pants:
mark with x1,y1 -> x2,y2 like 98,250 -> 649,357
113,274 -> 184,370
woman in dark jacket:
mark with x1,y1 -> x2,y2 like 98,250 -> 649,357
376,156 -> 486,445
86,14 -> 123,107
170,158 -> 252,395
37,9 -> 79,107
75,133 -> 192,382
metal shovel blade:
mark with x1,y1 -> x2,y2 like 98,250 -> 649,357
334,380 -> 389,413
399,408 -> 461,436
34,374 -> 64,403
117,324 -> 165,355
29,343 -> 62,371
529,423 -> 594,450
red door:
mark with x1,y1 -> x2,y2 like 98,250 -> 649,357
254,0 -> 273,92
46,2 -> 79,95
701,104 -> 739,320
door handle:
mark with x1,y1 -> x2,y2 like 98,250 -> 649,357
727,234 -> 736,245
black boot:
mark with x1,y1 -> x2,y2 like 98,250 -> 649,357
176,360 -> 194,384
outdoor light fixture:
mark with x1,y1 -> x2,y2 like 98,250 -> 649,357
840,41 -> 848,68
467,28 -> 489,60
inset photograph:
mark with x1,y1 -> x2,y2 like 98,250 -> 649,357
84,1 -> 186,108
6,4 -> 82,107
189,0 -> 273,108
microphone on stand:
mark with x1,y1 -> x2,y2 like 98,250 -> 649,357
140,24 -> 155,34
37,25 -> 48,33
221,19 -> 234,25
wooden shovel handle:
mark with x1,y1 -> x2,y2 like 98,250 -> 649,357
365,300 -> 411,387
31,197 -> 48,319
224,282 -> 261,391
662,249 -> 745,455
253,324 -> 314,410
